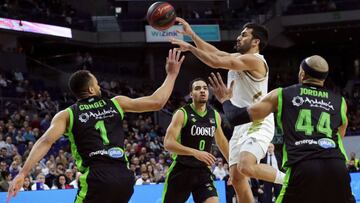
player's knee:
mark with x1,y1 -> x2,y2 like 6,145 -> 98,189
237,152 -> 257,177
230,167 -> 246,184
237,162 -> 255,178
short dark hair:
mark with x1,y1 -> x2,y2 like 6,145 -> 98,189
243,23 -> 269,51
68,70 -> 92,99
189,78 -> 207,92
1,171 -> 9,179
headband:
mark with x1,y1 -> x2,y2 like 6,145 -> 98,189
301,59 -> 328,80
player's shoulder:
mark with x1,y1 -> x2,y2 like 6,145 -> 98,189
282,84 -> 301,92
230,53 -> 241,57
51,109 -> 70,124
173,106 -> 187,117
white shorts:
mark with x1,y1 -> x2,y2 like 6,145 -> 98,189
229,114 -> 275,166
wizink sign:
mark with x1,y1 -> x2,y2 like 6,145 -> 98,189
145,24 -> 220,42
145,25 -> 183,42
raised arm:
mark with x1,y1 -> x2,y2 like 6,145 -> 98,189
8,110 -> 68,199
164,109 -> 216,166
214,111 -> 229,163
175,17 -> 230,56
113,49 -> 184,113
170,38 -> 262,71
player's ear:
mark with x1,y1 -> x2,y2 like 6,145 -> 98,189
89,86 -> 95,94
252,38 -> 260,47
298,68 -> 305,83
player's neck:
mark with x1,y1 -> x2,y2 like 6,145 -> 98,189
78,94 -> 98,101
191,102 -> 206,113
302,80 -> 324,87
245,47 -> 259,55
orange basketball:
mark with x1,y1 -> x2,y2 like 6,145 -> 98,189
146,2 -> 176,31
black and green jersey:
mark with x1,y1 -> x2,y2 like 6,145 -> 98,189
277,84 -> 347,168
65,96 -> 126,172
175,104 -> 218,168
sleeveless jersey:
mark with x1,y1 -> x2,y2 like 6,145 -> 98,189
175,104 -> 218,168
66,96 -> 126,172
227,53 -> 269,107
277,84 -> 347,168
227,53 -> 274,151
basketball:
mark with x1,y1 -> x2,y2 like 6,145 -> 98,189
146,2 -> 176,31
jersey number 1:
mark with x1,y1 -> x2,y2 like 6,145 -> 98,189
295,109 -> 332,137
95,120 -> 110,145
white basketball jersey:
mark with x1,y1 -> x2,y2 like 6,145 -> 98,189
227,53 -> 269,108
227,53 -> 275,157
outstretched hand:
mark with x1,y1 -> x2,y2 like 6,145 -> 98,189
175,17 -> 194,37
166,48 -> 185,76
169,38 -> 192,52
208,72 -> 234,103
7,173 -> 25,203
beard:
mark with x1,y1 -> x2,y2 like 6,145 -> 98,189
234,41 -> 252,54
234,40 -> 251,54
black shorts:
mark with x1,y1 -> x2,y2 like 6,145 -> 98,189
276,158 -> 355,203
74,163 -> 135,203
162,161 -> 218,203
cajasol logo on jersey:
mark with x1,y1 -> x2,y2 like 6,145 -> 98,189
108,147 -> 124,158
191,125 -> 215,137
79,107 -> 118,123
318,138 -> 336,149
291,96 -> 334,111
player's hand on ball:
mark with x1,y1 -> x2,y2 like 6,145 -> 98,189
193,150 -> 216,166
209,72 -> 234,103
169,38 -> 192,52
166,48 -> 185,76
175,17 -> 194,37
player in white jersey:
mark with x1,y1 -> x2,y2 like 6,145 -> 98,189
170,18 -> 285,203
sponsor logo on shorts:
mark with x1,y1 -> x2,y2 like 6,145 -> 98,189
294,138 -> 336,149
318,138 -> 336,149
89,147 -> 124,158
295,139 -> 317,146
108,147 -> 124,158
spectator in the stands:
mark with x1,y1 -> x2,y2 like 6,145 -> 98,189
31,173 -> 50,190
20,176 -> 32,191
0,171 -> 11,191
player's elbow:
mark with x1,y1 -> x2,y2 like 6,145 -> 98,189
37,134 -> 55,148
248,106 -> 262,122
163,137 -> 172,151
151,100 -> 165,111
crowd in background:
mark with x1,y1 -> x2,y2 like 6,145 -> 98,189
0,0 -> 92,30
285,0 -> 360,15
